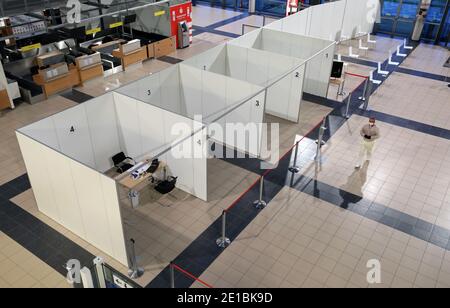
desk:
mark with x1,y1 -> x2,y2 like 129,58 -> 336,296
0,89 -> 10,111
112,46 -> 147,71
33,65 -> 80,98
116,160 -> 166,208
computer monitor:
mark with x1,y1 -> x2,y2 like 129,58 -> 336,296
123,14 -> 137,25
70,26 -> 86,41
331,61 -> 344,78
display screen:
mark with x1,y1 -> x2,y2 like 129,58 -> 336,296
331,61 -> 344,78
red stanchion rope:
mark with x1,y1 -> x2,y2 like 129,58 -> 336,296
345,71 -> 369,79
171,263 -> 214,288
226,116 -> 325,212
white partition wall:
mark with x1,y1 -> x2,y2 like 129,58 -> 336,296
18,92 -> 122,173
16,131 -> 129,266
308,1 -> 346,41
266,0 -> 379,41
231,28 -> 335,97
16,89 -> 210,267
177,64 -> 266,157
115,64 -> 267,157
112,92 -> 208,201
183,43 -> 305,122
342,0 -> 379,39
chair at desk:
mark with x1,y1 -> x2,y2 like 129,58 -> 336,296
112,152 -> 136,174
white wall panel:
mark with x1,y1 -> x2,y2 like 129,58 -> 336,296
100,176 -> 128,265
245,48 -> 269,86
225,78 -> 252,125
19,117 -> 60,151
265,73 -> 291,120
287,64 -> 305,122
137,73 -> 161,106
229,28 -> 261,48
192,128 -> 208,201
201,71 -> 227,124
113,93 -> 142,159
159,66 -> 182,115
16,133 -> 60,221
136,102 -> 166,158
179,64 -> 203,118
70,159 -> 115,263
208,48 -> 227,75
45,147 -> 85,237
52,105 -> 96,168
85,93 -> 121,172
226,45 -> 248,81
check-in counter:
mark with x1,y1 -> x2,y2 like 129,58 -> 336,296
148,36 -> 176,58
0,88 -> 10,111
33,63 -> 80,98
112,39 -> 148,71
75,53 -> 104,84
36,51 -> 65,68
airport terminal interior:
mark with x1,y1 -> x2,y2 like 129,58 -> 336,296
0,0 -> 449,289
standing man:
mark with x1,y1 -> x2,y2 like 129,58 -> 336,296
355,117 -> 380,169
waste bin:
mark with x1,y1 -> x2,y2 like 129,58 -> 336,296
128,190 -> 140,208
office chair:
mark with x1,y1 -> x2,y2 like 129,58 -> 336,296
112,152 -> 135,174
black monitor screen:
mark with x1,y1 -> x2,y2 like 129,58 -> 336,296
123,14 -> 137,25
331,61 -> 344,78
71,26 -> 86,40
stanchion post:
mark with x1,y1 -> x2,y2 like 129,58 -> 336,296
253,176 -> 267,209
216,211 -> 231,248
170,262 -> 175,288
128,238 -> 144,279
358,78 -> 368,101
362,81 -> 373,110
315,118 -> 327,161
338,77 -> 346,96
288,141 -> 300,174
93,257 -> 107,288
345,92 -> 352,119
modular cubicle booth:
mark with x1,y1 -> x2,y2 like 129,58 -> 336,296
17,0 -> 380,271
16,90 -> 210,267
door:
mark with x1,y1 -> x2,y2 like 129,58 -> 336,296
378,0 -> 421,37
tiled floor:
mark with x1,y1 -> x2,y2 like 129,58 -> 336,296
194,188 -> 450,288
370,72 -> 450,130
191,5 -> 244,28
216,15 -> 278,35
1,5 -> 450,289
336,35 -> 404,63
299,115 -> 450,230
400,44 -> 450,77
116,158 -> 259,287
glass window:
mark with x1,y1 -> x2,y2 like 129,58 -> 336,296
256,0 -> 286,16
398,0 -> 419,19
382,0 -> 401,17
426,0 -> 447,23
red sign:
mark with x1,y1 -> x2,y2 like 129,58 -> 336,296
170,2 -> 193,48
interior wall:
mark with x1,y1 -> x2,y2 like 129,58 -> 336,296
16,132 -> 129,266
240,29 -> 334,98
183,44 -> 305,123
265,0 -> 377,41
113,92 -> 208,201
18,93 -> 122,173
178,64 -> 266,157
